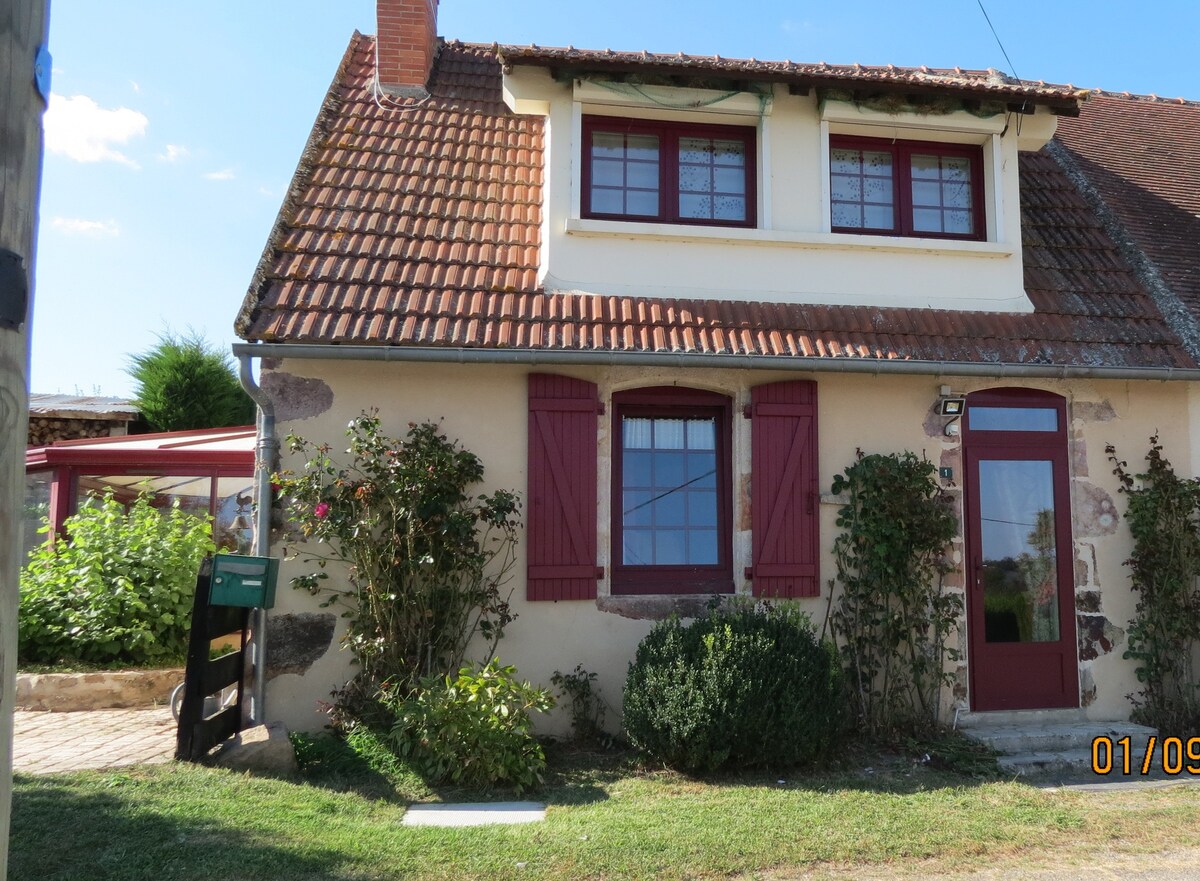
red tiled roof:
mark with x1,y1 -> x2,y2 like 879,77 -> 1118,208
494,43 -> 1085,115
236,35 -> 1193,371
1055,93 -> 1200,335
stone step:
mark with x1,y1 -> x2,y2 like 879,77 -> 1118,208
998,747 -> 1097,776
962,720 -> 1157,755
955,708 -> 1087,729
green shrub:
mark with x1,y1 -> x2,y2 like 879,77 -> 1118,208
622,603 -> 843,772
388,659 -> 554,793
19,492 -> 214,666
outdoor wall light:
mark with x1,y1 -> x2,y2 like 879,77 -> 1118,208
938,397 -> 965,416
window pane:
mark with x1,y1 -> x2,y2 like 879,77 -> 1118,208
592,158 -> 624,188
686,418 -> 716,449
969,406 -> 1059,431
831,175 -> 862,202
945,210 -> 973,234
624,530 -> 653,565
688,531 -> 719,564
714,166 -> 745,192
653,451 -> 686,487
655,531 -> 687,565
943,182 -> 971,209
864,204 -> 894,229
679,193 -> 713,219
626,189 -> 659,216
862,175 -> 893,203
942,156 -> 970,181
591,187 -> 623,215
687,452 -> 717,487
22,471 -> 53,560
653,492 -> 686,527
864,151 -> 893,174
713,140 -> 746,166
624,451 -> 653,486
687,491 -> 718,526
592,132 -> 625,158
911,153 -> 941,179
912,207 -> 943,232
654,419 -> 686,449
626,160 -> 659,189
678,137 -> 713,164
624,417 -> 653,448
624,491 -> 653,527
678,163 -> 710,191
214,478 -> 255,555
832,202 -> 860,228
912,180 -> 942,207
831,148 -> 861,174
713,196 -> 745,220
626,134 -> 659,161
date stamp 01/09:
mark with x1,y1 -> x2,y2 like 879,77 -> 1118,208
1091,735 -> 1200,776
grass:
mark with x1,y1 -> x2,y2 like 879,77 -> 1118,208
10,736 -> 1200,881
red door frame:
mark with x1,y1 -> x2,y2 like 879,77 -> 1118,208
963,388 -> 1079,711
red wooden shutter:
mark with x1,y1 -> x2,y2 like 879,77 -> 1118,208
749,380 -> 819,597
527,373 -> 600,601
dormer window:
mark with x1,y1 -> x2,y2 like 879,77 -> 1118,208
830,135 -> 985,241
582,116 -> 757,228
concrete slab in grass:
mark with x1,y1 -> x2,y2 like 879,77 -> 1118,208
402,802 -> 546,827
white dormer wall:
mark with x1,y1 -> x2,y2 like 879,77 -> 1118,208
503,65 -> 1059,313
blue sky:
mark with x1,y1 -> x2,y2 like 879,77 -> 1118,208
34,0 -> 1198,397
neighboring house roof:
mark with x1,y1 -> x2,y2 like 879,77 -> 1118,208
26,425 -> 256,471
28,394 -> 140,421
1053,93 -> 1200,359
494,44 -> 1086,114
235,35 -> 1196,372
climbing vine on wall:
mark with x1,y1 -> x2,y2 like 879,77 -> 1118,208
1107,436 -> 1200,734
826,450 -> 960,737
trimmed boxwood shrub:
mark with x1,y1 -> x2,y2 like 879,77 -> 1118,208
622,602 -> 843,772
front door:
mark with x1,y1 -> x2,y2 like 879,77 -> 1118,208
963,388 -> 1078,711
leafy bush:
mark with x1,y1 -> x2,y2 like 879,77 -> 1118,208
388,660 -> 554,793
622,603 -> 842,772
551,664 -> 612,747
827,451 -> 959,738
278,414 -> 521,701
19,492 -> 214,666
128,330 -> 255,431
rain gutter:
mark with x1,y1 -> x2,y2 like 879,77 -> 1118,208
232,342 -> 1200,382
237,354 -> 279,726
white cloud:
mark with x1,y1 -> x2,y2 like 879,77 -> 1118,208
130,80 -> 141,93
44,93 -> 147,167
50,217 -> 120,237
159,143 -> 189,162
203,168 -> 235,181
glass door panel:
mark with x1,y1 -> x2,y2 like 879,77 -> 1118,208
978,459 -> 1060,644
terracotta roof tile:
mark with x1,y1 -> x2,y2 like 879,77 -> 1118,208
236,35 -> 1193,371
1055,94 -> 1200,346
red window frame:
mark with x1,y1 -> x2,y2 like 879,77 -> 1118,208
829,135 -> 986,241
611,386 -> 734,595
582,115 -> 757,228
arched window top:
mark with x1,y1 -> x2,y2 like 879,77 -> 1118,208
965,387 -> 1066,435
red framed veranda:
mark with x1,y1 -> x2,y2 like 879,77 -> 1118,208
23,426 -> 256,560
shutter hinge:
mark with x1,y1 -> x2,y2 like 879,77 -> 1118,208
597,403 -> 606,415
742,404 -> 753,419
595,566 -> 605,579
744,567 -> 754,579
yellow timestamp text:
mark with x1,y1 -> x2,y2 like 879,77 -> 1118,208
1091,735 -> 1200,776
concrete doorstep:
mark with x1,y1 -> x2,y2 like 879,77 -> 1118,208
401,802 -> 547,827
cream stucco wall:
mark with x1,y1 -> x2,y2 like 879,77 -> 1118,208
259,358 -> 1192,735
503,65 -> 1059,313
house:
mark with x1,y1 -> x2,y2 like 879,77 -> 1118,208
233,0 -> 1200,736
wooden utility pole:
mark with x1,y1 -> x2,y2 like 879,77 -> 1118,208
0,2 -> 49,876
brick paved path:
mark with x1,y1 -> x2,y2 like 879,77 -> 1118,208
13,707 -> 176,774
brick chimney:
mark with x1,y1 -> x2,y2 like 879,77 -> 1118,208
376,0 -> 440,98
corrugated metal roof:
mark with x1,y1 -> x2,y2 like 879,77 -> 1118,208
29,394 -> 139,419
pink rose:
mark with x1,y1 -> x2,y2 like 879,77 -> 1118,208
314,502 -> 331,519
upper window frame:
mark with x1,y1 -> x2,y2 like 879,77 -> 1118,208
829,134 -> 987,242
610,386 -> 734,596
581,115 -> 758,229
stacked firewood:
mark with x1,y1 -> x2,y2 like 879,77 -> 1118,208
27,417 -> 125,447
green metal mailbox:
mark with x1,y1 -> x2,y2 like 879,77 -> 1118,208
209,554 -> 279,609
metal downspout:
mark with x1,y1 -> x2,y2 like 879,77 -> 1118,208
238,354 -> 278,726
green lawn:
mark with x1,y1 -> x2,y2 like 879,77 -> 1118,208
10,741 -> 1200,881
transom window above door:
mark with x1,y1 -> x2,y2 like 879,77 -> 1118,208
582,116 -> 756,228
830,135 -> 985,240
